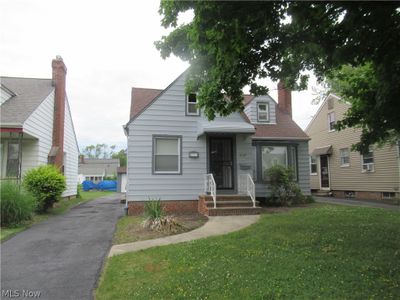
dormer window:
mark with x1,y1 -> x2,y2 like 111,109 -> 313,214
186,93 -> 200,116
257,103 -> 269,122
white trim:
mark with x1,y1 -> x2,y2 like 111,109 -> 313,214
186,93 -> 200,116
339,148 -> 350,167
310,155 -> 318,175
257,102 -> 269,122
361,147 -> 375,173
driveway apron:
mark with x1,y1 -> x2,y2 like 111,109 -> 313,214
1,193 -> 124,300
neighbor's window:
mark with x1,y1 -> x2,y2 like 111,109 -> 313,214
327,112 -> 336,131
310,156 -> 317,174
340,148 -> 350,167
257,103 -> 269,122
186,93 -> 199,116
6,142 -> 20,177
153,136 -> 181,174
361,147 -> 374,172
261,146 -> 287,180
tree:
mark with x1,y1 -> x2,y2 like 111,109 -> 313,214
112,149 -> 127,167
156,1 -> 400,152
82,144 -> 116,159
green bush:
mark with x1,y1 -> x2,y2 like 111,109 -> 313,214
76,184 -> 82,199
266,165 -> 305,206
143,198 -> 165,219
0,181 -> 37,227
23,165 -> 66,212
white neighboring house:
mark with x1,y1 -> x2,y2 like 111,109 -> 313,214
78,157 -> 120,184
0,57 -> 79,198
124,71 -> 310,215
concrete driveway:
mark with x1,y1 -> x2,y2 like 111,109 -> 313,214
1,193 -> 124,300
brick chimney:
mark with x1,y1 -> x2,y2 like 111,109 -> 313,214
51,56 -> 67,169
277,80 -> 292,118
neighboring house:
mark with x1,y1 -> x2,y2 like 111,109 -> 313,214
124,71 -> 310,215
78,157 -> 119,183
0,57 -> 79,198
306,94 -> 400,201
116,166 -> 127,193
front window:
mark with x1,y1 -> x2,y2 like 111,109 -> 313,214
328,112 -> 336,131
257,103 -> 269,122
340,148 -> 350,167
6,142 -> 20,178
261,146 -> 287,180
153,136 -> 181,174
186,93 -> 199,116
362,147 -> 374,172
310,156 -> 317,174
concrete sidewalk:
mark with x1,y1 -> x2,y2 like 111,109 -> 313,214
315,196 -> 399,210
109,215 -> 260,257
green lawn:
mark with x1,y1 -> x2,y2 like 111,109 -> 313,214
96,205 -> 400,299
0,190 -> 113,242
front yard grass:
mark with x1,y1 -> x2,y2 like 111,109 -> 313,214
113,214 -> 208,245
96,205 -> 400,299
0,190 -> 113,242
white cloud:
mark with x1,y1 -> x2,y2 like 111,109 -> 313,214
0,0 -> 320,151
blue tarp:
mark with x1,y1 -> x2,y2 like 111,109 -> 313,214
82,180 -> 117,192
97,180 -> 117,191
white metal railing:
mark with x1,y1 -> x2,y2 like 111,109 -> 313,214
204,174 -> 217,208
239,174 -> 256,208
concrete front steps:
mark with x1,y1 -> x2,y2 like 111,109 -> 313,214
198,194 -> 262,216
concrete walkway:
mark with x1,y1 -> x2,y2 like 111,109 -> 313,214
109,214 -> 260,257
1,193 -> 124,300
315,196 -> 399,210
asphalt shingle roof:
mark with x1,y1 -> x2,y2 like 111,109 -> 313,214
129,87 -> 308,140
0,77 -> 54,125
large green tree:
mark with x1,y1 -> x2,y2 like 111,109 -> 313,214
156,1 -> 400,152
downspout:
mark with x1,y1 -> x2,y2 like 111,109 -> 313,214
17,132 -> 23,184
123,125 -> 129,215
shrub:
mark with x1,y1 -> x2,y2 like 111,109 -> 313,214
0,181 -> 36,227
266,165 -> 305,206
142,198 -> 182,232
76,184 -> 82,199
23,165 -> 66,212
143,198 -> 165,220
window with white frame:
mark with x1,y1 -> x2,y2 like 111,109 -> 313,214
361,147 -> 374,172
310,156 -> 317,174
186,93 -> 199,116
153,136 -> 181,174
340,148 -> 350,167
327,112 -> 336,131
257,103 -> 269,122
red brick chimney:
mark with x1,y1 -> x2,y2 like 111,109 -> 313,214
277,80 -> 292,118
51,56 -> 67,169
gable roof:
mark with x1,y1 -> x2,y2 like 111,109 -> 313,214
127,75 -> 308,140
0,77 -> 54,126
305,93 -> 341,133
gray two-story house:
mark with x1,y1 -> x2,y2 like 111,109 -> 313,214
124,72 -> 310,215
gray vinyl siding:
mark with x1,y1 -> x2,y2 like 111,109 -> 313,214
127,74 -> 252,201
23,90 -> 54,166
62,98 -> 79,197
244,95 -> 277,124
254,141 -> 310,197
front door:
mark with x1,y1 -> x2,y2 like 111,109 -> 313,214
320,155 -> 330,189
209,137 -> 234,190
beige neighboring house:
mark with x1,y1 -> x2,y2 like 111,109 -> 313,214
78,157 -> 119,183
306,94 -> 400,201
